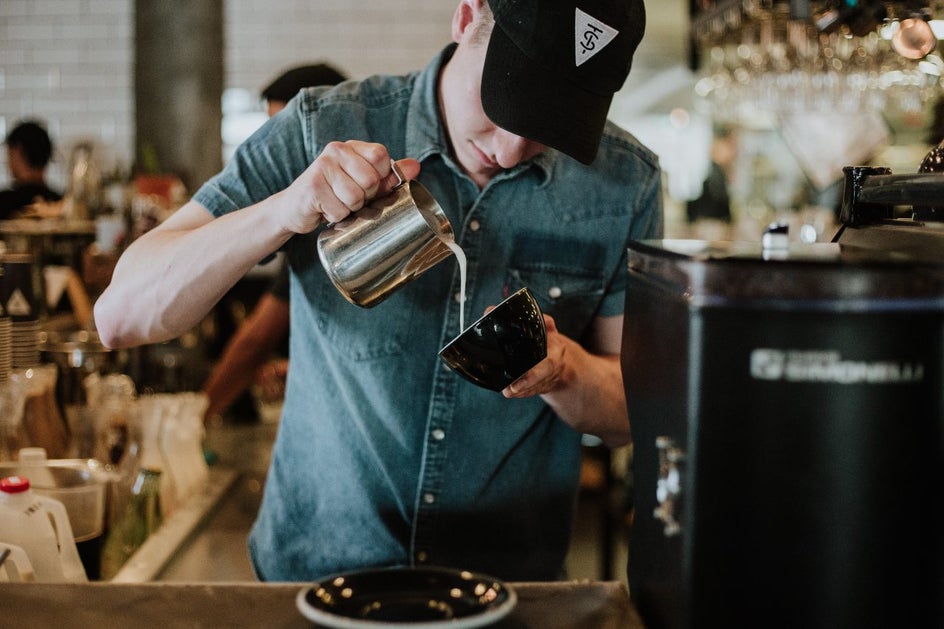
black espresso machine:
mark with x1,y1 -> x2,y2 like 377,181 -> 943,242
621,164 -> 944,629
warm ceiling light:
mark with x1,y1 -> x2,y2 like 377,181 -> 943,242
892,17 -> 937,60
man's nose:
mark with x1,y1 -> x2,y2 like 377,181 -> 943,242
494,130 -> 543,168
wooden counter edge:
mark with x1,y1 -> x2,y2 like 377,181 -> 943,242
0,579 -> 645,628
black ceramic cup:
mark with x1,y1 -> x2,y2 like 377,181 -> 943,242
438,287 -> 547,391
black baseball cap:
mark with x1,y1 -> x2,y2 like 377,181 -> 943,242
481,0 -> 646,165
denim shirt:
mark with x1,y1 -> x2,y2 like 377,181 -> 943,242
193,45 -> 662,582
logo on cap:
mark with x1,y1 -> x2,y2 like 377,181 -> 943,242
574,8 -> 619,67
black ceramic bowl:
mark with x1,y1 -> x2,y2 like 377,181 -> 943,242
439,287 -> 547,391
295,565 -> 516,627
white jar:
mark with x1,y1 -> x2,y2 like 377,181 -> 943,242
0,475 -> 87,582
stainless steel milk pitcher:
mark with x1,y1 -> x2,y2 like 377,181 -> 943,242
316,161 -> 455,308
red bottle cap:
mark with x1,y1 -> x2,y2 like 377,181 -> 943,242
0,476 -> 30,493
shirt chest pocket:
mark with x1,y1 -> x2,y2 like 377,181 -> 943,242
291,242 -> 412,361
311,282 -> 421,360
505,236 -> 608,341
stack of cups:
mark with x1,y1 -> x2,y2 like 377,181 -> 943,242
0,254 -> 41,370
0,316 -> 11,381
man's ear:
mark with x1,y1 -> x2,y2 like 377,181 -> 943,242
451,0 -> 484,43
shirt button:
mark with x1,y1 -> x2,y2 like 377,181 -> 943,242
431,428 -> 445,441
469,219 -> 481,232
416,550 -> 429,563
454,292 -> 462,303
423,492 -> 436,504
548,286 -> 562,299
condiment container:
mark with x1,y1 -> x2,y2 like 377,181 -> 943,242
0,475 -> 87,582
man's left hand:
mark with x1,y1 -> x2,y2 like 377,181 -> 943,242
502,314 -> 569,398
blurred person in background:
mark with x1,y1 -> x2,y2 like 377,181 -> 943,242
261,63 -> 348,117
686,126 -> 735,225
203,63 -> 348,424
0,120 -> 63,218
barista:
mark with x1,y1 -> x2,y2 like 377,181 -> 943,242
95,0 -> 662,582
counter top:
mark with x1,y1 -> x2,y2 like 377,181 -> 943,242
0,218 -> 96,235
1,580 -> 644,628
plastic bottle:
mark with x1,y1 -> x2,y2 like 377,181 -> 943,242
158,393 -> 210,507
15,447 -> 57,486
0,475 -> 87,582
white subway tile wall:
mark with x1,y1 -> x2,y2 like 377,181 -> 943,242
1,0 -> 134,190
0,0 -> 455,191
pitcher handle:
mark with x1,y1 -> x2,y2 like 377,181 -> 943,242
323,159 -> 408,230
390,159 -> 406,190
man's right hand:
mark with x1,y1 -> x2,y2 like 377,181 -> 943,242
274,141 -> 421,235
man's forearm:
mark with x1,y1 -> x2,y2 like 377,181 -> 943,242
541,348 -> 630,448
94,200 -> 292,348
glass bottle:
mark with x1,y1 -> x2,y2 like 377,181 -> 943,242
99,398 -> 164,580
